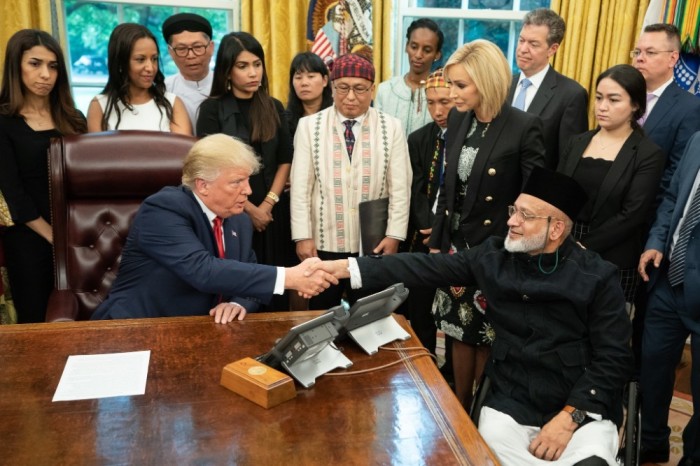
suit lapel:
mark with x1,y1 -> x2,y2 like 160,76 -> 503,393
527,68 -> 557,116
643,84 -> 678,132
508,75 -> 519,102
222,217 -> 241,260
560,131 -> 595,176
460,105 -> 511,216
444,110 -> 473,213
182,188 -> 221,258
590,130 -> 641,217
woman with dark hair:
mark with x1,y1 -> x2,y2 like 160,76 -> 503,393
87,23 -> 191,134
558,64 -> 664,310
0,29 -> 86,323
285,51 -> 332,138
374,18 -> 443,136
197,31 -> 293,310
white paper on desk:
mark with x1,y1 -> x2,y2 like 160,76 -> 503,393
52,350 -> 150,402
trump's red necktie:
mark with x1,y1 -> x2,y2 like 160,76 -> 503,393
213,216 -> 225,259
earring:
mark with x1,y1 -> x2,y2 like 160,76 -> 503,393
226,79 -> 231,91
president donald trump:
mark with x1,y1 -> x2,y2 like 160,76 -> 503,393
93,134 -> 336,322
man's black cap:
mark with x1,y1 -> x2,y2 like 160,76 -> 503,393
162,13 -> 212,42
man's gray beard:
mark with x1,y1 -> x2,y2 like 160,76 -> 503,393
504,229 -> 548,253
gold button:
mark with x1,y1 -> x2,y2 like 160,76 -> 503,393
483,219 -> 492,226
488,168 -> 496,176
485,196 -> 493,202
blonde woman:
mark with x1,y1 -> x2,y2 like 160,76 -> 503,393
428,40 -> 545,407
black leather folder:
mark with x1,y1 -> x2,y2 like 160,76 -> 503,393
359,197 -> 389,255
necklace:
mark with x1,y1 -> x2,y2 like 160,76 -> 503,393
594,130 -> 630,151
468,118 -> 491,138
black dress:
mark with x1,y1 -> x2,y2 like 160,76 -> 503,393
0,115 -> 60,323
432,118 -> 494,346
196,95 -> 294,310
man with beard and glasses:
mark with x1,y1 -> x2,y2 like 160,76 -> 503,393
310,167 -> 632,466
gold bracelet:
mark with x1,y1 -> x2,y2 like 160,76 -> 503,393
266,191 -> 279,203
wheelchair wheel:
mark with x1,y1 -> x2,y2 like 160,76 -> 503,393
619,381 -> 641,466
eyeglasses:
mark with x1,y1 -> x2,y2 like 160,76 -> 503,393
629,49 -> 675,59
507,205 -> 552,223
169,42 -> 211,57
334,84 -> 372,95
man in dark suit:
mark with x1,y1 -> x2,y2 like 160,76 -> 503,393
633,23 -> 700,197
92,134 -> 336,322
312,167 -> 633,465
638,131 -> 700,466
631,22 -> 700,388
403,68 -> 455,352
508,8 -> 589,169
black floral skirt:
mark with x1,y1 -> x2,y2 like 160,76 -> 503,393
431,245 -> 494,346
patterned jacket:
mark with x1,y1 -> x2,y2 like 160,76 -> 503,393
291,106 -> 411,253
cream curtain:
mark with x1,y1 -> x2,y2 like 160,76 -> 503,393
551,0 -> 650,127
0,0 -> 66,85
373,0 -> 391,84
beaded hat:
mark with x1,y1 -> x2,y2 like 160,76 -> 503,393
425,68 -> 448,89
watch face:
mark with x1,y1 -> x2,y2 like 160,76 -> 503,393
571,409 -> 586,424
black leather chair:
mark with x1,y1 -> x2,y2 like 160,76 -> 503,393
46,131 -> 196,321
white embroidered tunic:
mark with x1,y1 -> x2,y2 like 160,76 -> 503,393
290,106 -> 412,253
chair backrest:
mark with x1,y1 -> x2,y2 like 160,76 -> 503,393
49,130 -> 196,320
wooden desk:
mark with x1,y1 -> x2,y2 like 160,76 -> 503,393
0,313 -> 498,465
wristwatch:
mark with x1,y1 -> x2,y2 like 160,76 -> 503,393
562,405 -> 586,424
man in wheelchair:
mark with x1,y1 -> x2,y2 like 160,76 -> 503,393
311,167 -> 633,465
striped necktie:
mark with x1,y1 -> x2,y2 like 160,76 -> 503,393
668,183 -> 700,286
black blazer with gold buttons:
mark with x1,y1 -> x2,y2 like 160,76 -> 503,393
429,103 -> 546,252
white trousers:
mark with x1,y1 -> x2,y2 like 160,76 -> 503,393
478,407 -> 619,466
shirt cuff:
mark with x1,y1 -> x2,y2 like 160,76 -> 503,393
274,267 -> 285,295
348,258 -> 362,289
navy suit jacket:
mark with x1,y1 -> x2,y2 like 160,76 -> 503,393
92,186 -> 277,319
644,82 -> 700,197
429,104 -> 546,252
509,67 -> 589,169
646,131 -> 700,319
558,129 -> 665,268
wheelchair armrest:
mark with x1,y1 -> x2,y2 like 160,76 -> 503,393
469,374 -> 492,427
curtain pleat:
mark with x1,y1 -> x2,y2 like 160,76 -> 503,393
552,0 -> 650,127
241,0 -> 311,105
373,0 -> 391,84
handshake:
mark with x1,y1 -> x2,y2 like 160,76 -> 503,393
285,258 -> 352,299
